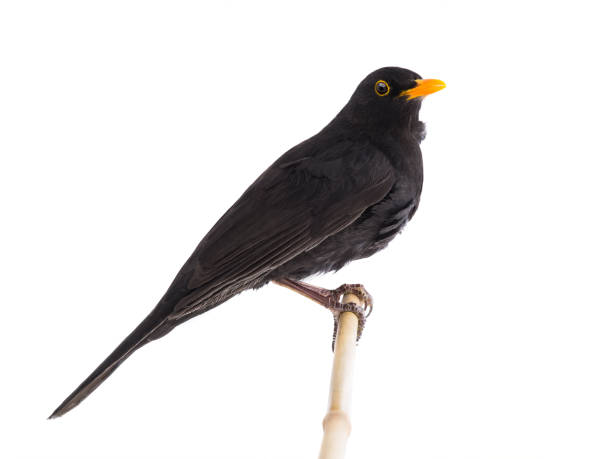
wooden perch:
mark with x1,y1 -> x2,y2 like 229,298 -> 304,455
318,292 -> 362,459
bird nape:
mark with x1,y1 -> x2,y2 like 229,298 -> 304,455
49,67 -> 445,418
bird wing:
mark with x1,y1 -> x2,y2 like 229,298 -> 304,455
164,139 -> 396,319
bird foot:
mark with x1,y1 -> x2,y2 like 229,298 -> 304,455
273,279 -> 373,351
327,284 -> 373,350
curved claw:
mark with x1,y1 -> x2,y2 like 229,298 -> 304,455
333,284 -> 373,317
329,285 -> 372,350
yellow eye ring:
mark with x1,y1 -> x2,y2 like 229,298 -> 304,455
374,80 -> 390,96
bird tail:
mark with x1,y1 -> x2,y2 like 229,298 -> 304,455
48,307 -> 171,419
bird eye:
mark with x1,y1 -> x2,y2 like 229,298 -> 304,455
375,80 -> 390,96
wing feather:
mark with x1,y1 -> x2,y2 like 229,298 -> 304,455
165,141 -> 395,318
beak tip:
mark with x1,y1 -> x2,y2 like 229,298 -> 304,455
428,79 -> 446,93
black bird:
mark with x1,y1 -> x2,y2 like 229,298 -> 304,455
50,67 -> 445,418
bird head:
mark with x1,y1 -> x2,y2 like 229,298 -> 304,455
339,67 -> 445,134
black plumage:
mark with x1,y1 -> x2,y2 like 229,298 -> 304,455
50,66 -> 444,418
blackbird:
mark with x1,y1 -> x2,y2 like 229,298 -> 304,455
50,66 -> 445,418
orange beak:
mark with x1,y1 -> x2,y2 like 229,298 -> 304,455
400,79 -> 446,100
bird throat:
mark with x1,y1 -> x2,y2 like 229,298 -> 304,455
410,117 -> 426,143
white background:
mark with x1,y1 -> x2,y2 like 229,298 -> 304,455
1,1 -> 611,458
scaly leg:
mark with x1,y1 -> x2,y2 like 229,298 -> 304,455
274,278 -> 373,349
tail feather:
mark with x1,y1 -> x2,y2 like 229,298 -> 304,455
48,310 -> 170,419
49,267 -> 253,418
